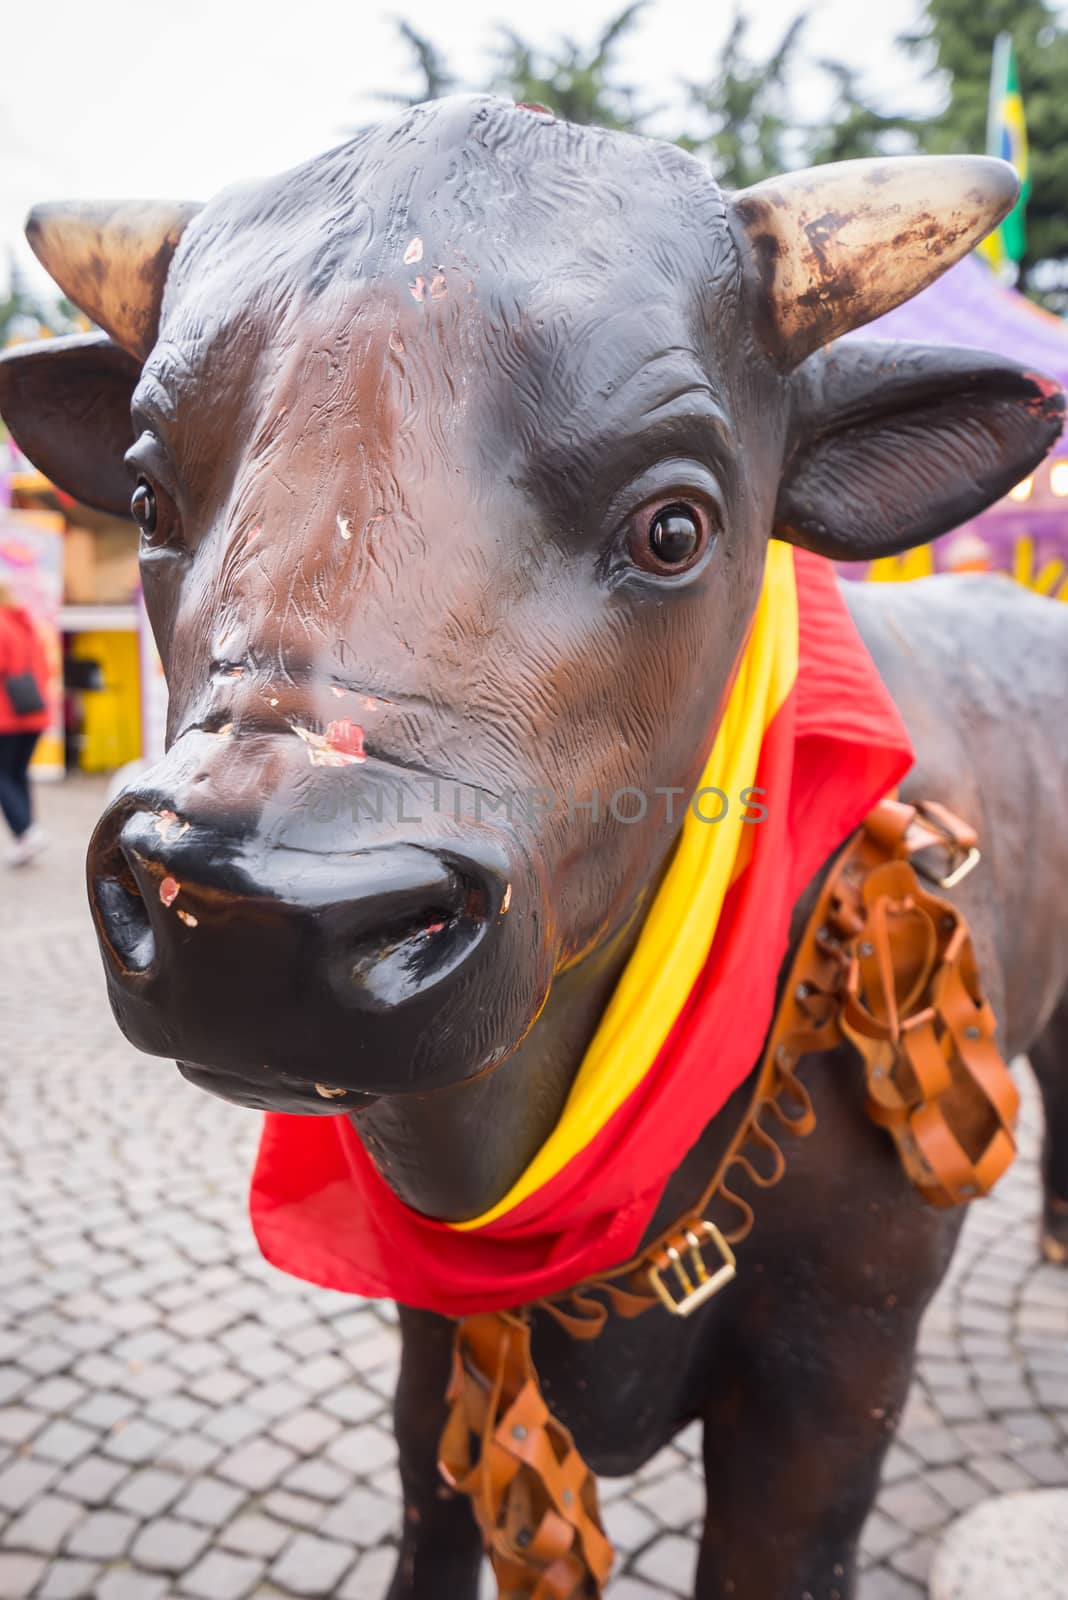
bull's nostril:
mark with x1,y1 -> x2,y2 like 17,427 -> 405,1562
93,852 -> 156,973
335,859 -> 492,1012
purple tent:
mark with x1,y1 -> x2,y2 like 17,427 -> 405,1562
839,255 -> 1068,600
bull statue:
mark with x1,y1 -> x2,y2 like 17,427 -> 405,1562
2,96 -> 1067,1600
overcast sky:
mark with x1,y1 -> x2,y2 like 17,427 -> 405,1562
2,0 -> 940,296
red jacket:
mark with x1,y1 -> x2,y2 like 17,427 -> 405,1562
0,605 -> 50,735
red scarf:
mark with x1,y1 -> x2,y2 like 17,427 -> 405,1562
250,550 -> 911,1314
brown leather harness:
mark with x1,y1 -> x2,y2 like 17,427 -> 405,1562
438,798 -> 1019,1600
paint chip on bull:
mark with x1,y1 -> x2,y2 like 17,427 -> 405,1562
152,810 -> 189,845
176,909 -> 198,928
292,722 -> 366,767
159,877 -> 180,907
337,513 -> 352,541
403,237 -> 424,265
409,275 -> 426,303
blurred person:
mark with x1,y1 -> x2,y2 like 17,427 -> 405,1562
0,580 -> 50,866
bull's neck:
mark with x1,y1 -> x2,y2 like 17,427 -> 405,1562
349,904 -> 648,1222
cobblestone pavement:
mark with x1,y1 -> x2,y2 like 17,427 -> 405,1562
1,776 -> 1066,1600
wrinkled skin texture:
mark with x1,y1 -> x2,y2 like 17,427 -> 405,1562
2,98 -> 1067,1599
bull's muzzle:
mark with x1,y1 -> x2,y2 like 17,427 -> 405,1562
86,796 -> 515,1107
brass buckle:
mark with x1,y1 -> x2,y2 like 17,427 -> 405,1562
647,1220 -> 737,1318
913,845 -> 981,891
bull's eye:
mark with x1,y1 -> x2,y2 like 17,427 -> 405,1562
650,505 -> 700,564
628,499 -> 714,577
131,480 -> 158,536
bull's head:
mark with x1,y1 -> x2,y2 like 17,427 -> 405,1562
1,99 -> 1060,1212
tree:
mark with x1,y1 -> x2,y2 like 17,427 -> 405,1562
804,60 -> 919,166
680,11 -> 806,188
380,20 -> 458,107
1,254 -> 83,348
490,2 -> 650,130
901,0 -> 1068,294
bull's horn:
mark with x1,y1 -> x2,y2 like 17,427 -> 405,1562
25,200 -> 202,361
732,156 -> 1019,368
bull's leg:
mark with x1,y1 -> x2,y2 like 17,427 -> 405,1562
384,1305 -> 483,1600
1031,989 -> 1068,1265
693,1330 -> 915,1600
691,1203 -> 958,1600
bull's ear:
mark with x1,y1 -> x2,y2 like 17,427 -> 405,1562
0,334 -> 141,517
774,341 -> 1065,562
732,157 -> 1018,368
26,199 -> 200,359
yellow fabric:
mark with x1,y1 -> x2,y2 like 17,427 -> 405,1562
452,540 -> 800,1231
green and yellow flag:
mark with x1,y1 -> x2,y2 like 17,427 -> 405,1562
977,33 -> 1030,279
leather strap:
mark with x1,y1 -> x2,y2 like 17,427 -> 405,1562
438,797 -> 1018,1597
439,1311 -> 613,1598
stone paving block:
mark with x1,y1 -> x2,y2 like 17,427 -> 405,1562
971,1453 -> 1037,1492
282,1458 -> 349,1501
1014,1445 -> 1067,1485
632,1467 -> 706,1529
289,1355 -> 350,1394
35,1557 -> 103,1599
0,1407 -> 43,1446
246,1380 -> 307,1422
269,1533 -> 356,1596
603,1496 -> 659,1554
56,1453 -> 129,1507
321,1384 -> 383,1425
218,1439 -> 298,1493
1003,1410 -> 1060,1445
202,1404 -> 264,1448
113,1465 -> 187,1517
324,1422 -> 396,1476
100,1418 -> 169,1464
173,1475 -> 249,1527
877,1479 -> 951,1535
0,1459 -> 59,1514
28,1377 -> 87,1415
65,1506 -> 139,1558
156,1431 -> 224,1475
2,1493 -> 85,1554
179,1547 -> 266,1598
338,1545 -> 400,1599
890,1533 -> 938,1585
240,1345 -> 292,1382
72,1389 -> 137,1431
604,1581 -> 674,1600
320,1485 -> 397,1545
0,1553 -> 47,1600
29,1418 -> 98,1466
903,1426 -> 966,1468
261,1489 -> 326,1529
923,1464 -> 989,1513
130,1514 -> 212,1572
220,1511 -> 294,1559
189,1370 -> 251,1407
94,1569 -> 170,1600
632,1530 -> 695,1594
143,1395 -> 208,1433
271,1407 -> 342,1455
861,1508 -> 912,1562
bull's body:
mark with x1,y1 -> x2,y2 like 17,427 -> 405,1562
390,573 -> 1068,1600
2,96 -> 1067,1600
